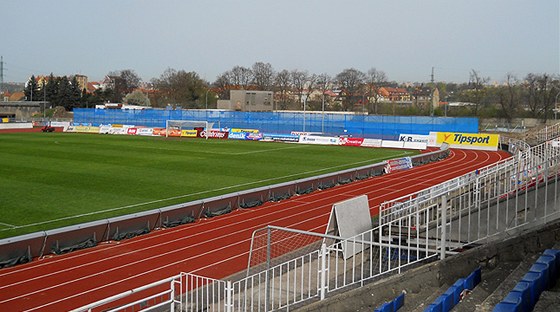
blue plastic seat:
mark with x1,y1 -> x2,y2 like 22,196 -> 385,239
374,301 -> 394,312
520,271 -> 543,309
528,262 -> 549,292
424,302 -> 442,312
536,255 -> 556,288
434,293 -> 453,312
510,281 -> 531,312
393,292 -> 405,310
493,292 -> 522,311
451,278 -> 465,305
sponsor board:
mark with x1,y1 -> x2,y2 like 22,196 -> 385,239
299,135 -> 339,145
291,131 -> 322,136
127,128 -> 138,135
230,128 -> 259,133
73,126 -> 100,133
399,134 -> 430,144
109,127 -> 128,135
137,128 -> 154,136
198,130 -> 229,139
99,125 -> 112,134
361,138 -> 383,148
152,128 -> 167,136
167,129 -> 182,137
436,132 -> 499,151
262,133 -> 300,142
181,129 -> 198,137
50,121 -> 71,130
339,137 -> 364,147
229,132 -> 264,140
384,157 -> 413,173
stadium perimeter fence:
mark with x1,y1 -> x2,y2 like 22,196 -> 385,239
0,147 -> 449,269
73,109 -> 478,139
70,125 -> 560,312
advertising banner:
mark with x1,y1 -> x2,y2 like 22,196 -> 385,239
436,132 -> 499,151
152,128 -> 167,136
384,157 -> 413,174
73,126 -> 100,133
230,128 -> 259,133
229,132 -> 263,140
137,128 -> 154,136
127,128 -> 138,135
399,134 -> 430,144
262,133 -> 300,142
109,127 -> 127,135
198,130 -> 229,139
167,129 -> 182,137
361,138 -> 383,148
339,137 -> 364,147
299,135 -> 339,145
181,130 -> 198,137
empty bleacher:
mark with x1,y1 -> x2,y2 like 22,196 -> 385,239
295,218 -> 560,312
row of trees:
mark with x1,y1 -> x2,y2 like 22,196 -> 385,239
24,63 -> 560,121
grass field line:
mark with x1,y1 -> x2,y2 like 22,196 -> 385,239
0,151 -> 414,232
219,144 -> 309,155
0,222 -> 16,228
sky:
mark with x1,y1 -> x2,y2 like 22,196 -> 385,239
2,0 -> 559,84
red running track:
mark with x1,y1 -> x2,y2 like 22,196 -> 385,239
0,148 -> 510,311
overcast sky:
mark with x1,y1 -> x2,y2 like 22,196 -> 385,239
3,0 -> 559,84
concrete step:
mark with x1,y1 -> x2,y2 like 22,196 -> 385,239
403,283 -> 450,312
454,261 -> 522,312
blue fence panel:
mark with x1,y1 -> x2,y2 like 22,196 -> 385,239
73,109 -> 479,138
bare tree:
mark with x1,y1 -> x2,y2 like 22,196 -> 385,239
230,66 -> 253,89
316,73 -> 332,111
497,73 -> 519,122
366,68 -> 388,114
214,71 -> 233,99
274,69 -> 292,110
291,70 -> 310,109
252,62 -> 275,91
468,69 -> 490,116
335,68 -> 366,111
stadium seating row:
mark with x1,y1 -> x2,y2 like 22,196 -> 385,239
374,291 -> 405,312
424,267 -> 482,312
493,249 -> 560,312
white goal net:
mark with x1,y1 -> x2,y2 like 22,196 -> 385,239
165,120 -> 214,138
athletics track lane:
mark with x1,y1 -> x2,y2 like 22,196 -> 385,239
0,149 -> 510,311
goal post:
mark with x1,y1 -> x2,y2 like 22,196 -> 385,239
165,120 -> 214,139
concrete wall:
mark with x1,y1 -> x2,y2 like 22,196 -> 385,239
0,101 -> 44,120
230,90 -> 274,111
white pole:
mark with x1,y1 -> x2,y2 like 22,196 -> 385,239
303,97 -> 307,132
320,243 -> 327,300
322,93 -> 325,134
440,194 -> 447,260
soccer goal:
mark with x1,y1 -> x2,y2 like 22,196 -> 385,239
165,120 -> 214,138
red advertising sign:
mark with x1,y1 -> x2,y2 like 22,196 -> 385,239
127,128 -> 138,135
198,130 -> 229,139
340,137 -> 364,147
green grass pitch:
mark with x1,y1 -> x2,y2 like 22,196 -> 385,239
0,132 -> 418,238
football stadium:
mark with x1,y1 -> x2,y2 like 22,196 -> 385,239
1,110 -> 559,311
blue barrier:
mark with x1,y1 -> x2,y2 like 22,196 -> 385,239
73,109 -> 479,139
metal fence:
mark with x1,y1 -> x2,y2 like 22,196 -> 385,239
73,109 -> 479,139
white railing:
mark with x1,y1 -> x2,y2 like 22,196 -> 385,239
73,126 -> 560,312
